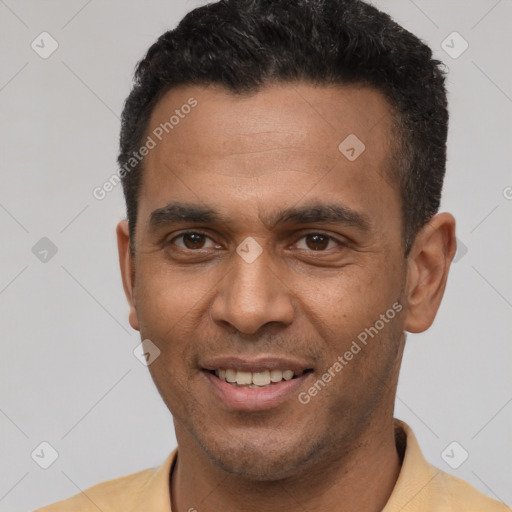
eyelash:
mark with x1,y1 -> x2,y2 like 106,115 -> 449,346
167,230 -> 345,252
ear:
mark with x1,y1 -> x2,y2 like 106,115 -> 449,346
404,213 -> 457,333
116,220 -> 139,331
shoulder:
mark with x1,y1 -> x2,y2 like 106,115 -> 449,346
33,467 -> 157,512
389,420 -> 510,512
33,450 -> 176,512
432,469 -> 511,512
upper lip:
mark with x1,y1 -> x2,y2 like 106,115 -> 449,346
201,356 -> 313,374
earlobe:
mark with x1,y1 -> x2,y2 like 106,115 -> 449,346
116,220 -> 140,332
404,213 -> 456,333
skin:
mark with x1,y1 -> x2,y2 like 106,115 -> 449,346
117,83 -> 456,512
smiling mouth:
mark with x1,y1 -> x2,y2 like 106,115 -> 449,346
207,368 -> 313,389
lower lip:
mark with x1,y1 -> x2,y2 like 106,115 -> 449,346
203,371 -> 311,411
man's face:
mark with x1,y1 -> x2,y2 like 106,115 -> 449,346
124,83 -> 409,478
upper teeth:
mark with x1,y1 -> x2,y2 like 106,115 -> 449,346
215,369 -> 296,386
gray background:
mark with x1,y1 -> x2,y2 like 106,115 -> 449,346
0,1 -> 511,510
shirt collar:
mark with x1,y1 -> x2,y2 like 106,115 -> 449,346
383,419 -> 444,511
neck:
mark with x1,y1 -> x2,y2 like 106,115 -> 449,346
170,416 -> 402,512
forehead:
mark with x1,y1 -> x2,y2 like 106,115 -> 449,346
146,82 -> 394,163
138,82 -> 399,228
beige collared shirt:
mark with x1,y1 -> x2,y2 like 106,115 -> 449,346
35,420 -> 510,511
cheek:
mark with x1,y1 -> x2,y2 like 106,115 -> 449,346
134,268 -> 202,407
295,259 -> 404,362
135,260 -> 210,328
133,261 -> 223,376
300,258 -> 398,317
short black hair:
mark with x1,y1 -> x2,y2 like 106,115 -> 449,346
118,0 -> 448,256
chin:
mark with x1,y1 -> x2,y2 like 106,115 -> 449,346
195,430 -> 325,481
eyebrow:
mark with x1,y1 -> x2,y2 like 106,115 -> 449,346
148,201 -> 371,232
266,203 -> 371,231
149,202 -> 225,228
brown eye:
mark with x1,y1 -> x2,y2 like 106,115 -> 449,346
171,232 -> 216,250
183,233 -> 206,249
305,234 -> 329,250
295,233 -> 339,251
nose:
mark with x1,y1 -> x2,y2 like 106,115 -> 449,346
210,247 -> 295,335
